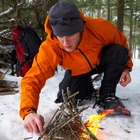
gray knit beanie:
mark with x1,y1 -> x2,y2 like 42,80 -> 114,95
49,1 -> 84,36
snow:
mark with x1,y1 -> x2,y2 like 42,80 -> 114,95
0,59 -> 140,140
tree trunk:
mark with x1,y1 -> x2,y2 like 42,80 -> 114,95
133,13 -> 137,59
97,0 -> 101,18
129,1 -> 133,52
117,0 -> 125,32
107,0 -> 111,21
1,0 -> 4,22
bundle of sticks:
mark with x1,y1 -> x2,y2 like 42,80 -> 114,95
0,71 -> 18,95
38,89 -> 98,140
0,79 -> 18,95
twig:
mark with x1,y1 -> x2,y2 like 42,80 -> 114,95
68,123 -> 81,140
24,137 -> 33,140
38,89 -> 98,140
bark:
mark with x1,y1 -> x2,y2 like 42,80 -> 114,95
107,0 -> 111,21
129,1 -> 133,52
117,0 -> 125,32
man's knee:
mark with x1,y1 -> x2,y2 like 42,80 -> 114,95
102,44 -> 130,65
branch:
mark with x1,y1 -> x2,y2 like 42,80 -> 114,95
0,3 -> 24,19
0,35 -> 13,45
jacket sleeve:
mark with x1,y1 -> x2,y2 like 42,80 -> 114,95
19,41 -> 58,119
89,18 -> 133,71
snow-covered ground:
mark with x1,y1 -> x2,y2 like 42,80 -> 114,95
0,59 -> 140,140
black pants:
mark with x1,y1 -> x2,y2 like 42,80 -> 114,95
55,44 -> 130,103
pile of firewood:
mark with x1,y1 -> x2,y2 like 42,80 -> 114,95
38,89 -> 98,140
0,71 -> 19,95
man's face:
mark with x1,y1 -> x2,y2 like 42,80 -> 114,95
57,32 -> 81,52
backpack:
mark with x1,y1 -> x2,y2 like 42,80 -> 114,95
12,26 -> 42,77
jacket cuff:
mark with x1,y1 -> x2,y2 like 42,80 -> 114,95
20,108 -> 36,120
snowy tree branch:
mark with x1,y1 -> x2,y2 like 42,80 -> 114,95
0,3 -> 24,19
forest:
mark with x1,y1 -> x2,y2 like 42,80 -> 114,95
0,0 -> 140,74
0,1 -> 140,140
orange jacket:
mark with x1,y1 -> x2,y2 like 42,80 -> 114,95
20,13 -> 133,119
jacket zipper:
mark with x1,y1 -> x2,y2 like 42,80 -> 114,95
78,48 -> 93,70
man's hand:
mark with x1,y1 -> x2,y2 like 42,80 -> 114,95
24,112 -> 45,134
119,69 -> 131,87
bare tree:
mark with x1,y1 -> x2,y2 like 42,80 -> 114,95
117,0 -> 125,32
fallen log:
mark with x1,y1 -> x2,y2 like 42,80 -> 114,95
0,87 -> 17,92
0,72 -> 5,80
0,89 -> 19,95
0,79 -> 19,95
0,80 -> 18,88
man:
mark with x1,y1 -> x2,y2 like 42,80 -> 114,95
20,1 -> 133,134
